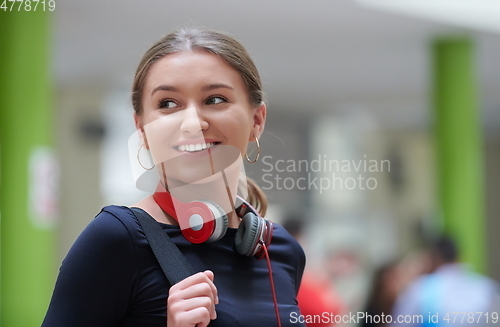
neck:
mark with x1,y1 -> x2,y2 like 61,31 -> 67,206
227,210 -> 240,228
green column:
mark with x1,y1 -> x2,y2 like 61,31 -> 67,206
0,10 -> 55,326
433,38 -> 486,273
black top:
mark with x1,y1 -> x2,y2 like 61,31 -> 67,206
42,205 -> 306,327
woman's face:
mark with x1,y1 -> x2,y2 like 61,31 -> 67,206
135,50 -> 266,187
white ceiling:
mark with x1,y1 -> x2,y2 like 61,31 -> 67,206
54,0 -> 500,130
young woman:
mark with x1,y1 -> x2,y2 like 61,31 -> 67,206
42,27 -> 306,327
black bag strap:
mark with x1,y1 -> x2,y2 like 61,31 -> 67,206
129,207 -> 195,285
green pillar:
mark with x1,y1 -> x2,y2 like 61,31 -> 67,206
433,38 -> 486,273
0,10 -> 55,326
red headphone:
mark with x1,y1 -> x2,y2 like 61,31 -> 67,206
153,184 -> 273,259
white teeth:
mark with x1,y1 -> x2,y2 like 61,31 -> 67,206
175,142 -> 217,152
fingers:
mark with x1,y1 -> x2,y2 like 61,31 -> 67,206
202,270 -> 218,304
171,307 -> 211,327
167,271 -> 218,327
171,270 -> 218,305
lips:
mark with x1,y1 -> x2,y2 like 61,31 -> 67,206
174,142 -> 219,152
173,139 -> 222,153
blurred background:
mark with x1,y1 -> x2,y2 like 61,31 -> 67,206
1,0 -> 500,326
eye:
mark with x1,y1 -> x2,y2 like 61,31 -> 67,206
206,96 -> 227,105
158,99 -> 178,109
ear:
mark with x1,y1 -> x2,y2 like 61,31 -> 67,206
134,112 -> 142,130
249,102 -> 267,141
134,112 -> 149,149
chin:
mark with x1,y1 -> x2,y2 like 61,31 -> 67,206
164,170 -> 215,188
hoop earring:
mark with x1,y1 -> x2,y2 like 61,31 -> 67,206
137,144 -> 155,170
245,136 -> 260,163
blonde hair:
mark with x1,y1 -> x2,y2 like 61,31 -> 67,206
132,27 -> 267,216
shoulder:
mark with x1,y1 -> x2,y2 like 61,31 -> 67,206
43,206 -> 148,326
69,205 -> 141,255
272,222 -> 304,250
96,205 -> 139,226
88,205 -> 140,236
269,222 -> 306,277
269,222 -> 306,294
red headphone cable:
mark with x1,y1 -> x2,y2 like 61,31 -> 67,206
261,241 -> 282,327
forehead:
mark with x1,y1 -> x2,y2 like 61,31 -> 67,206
144,51 -> 245,90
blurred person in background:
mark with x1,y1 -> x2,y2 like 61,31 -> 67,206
360,261 -> 401,327
41,27 -> 306,327
325,247 -> 365,315
390,236 -> 500,326
284,217 -> 346,327
360,251 -> 430,327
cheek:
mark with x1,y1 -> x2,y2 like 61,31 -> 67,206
142,115 -> 178,164
221,112 -> 253,146
221,106 -> 254,132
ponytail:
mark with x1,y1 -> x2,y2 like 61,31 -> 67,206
245,177 -> 268,217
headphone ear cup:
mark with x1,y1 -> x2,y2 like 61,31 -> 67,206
235,212 -> 262,256
199,200 -> 228,243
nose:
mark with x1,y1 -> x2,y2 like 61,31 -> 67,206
180,106 -> 208,135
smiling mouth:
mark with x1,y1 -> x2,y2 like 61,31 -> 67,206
173,142 -> 220,153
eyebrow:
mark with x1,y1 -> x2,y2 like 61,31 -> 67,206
151,85 -> 178,96
202,83 -> 234,91
151,83 -> 234,96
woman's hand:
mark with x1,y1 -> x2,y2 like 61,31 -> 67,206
167,270 -> 218,327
